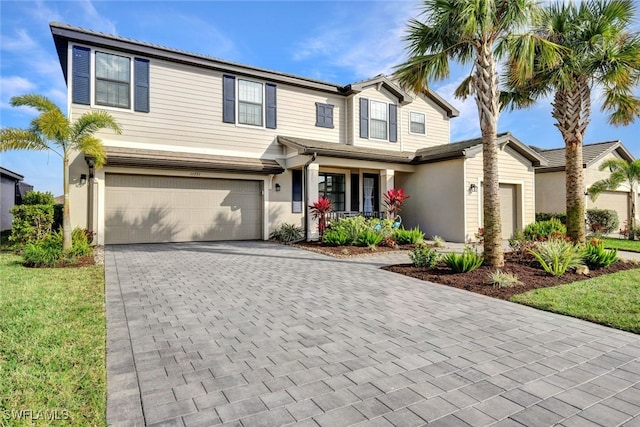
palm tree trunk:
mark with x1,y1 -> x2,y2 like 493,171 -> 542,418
551,78 -> 590,245
475,42 -> 503,267
62,154 -> 72,251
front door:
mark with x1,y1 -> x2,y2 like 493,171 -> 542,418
362,173 -> 379,215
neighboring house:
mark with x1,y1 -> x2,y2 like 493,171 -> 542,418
534,141 -> 637,229
50,22 -> 543,245
0,167 -> 33,232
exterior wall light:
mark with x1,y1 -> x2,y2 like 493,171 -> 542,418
469,183 -> 478,193
80,174 -> 87,186
275,183 -> 281,192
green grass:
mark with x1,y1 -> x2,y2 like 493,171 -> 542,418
0,253 -> 105,426
602,237 -> 640,253
510,269 -> 640,333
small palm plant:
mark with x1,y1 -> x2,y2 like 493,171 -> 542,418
1,94 -> 121,250
310,197 -> 332,239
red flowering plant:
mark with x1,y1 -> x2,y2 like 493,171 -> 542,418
383,188 -> 410,220
310,197 -> 332,238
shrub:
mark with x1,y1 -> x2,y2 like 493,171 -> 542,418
53,203 -> 63,230
442,248 -> 483,273
383,188 -> 411,219
487,270 -> 521,288
380,236 -> 397,248
310,197 -> 332,238
355,230 -> 383,247
322,228 -> 351,246
22,190 -> 55,205
409,244 -> 439,268
620,220 -> 640,240
528,239 -> 584,277
584,239 -> 618,269
270,223 -> 303,243
535,212 -> 567,225
431,235 -> 444,248
22,231 -> 63,267
523,219 -> 567,241
394,227 -> 424,245
67,227 -> 93,257
9,204 -> 54,248
586,209 -> 619,235
330,216 -> 370,244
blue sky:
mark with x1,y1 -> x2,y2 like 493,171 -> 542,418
1,0 -> 639,195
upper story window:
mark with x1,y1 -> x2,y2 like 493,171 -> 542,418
359,97 -> 397,142
71,45 -> 149,113
238,79 -> 263,126
95,52 -> 131,109
315,103 -> 334,128
223,75 -> 277,129
370,100 -> 388,140
409,111 -> 426,135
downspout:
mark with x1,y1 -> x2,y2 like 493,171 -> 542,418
303,152 -> 317,241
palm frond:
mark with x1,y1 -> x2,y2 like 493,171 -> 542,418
453,75 -> 474,100
77,135 -> 107,168
394,52 -> 452,93
32,108 -> 70,142
10,94 -> 61,115
71,110 -> 122,140
0,128 -> 60,156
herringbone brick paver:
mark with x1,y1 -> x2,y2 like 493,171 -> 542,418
106,242 -> 640,426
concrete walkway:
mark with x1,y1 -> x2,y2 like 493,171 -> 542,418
105,242 -> 640,427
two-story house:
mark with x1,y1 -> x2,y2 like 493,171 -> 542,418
50,22 -> 546,245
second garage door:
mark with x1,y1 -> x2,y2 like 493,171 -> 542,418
105,174 -> 262,244
500,184 -> 518,239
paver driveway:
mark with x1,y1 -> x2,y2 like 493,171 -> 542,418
105,242 -> 640,427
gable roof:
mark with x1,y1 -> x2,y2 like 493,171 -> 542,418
414,132 -> 548,166
533,140 -> 634,172
345,74 -> 459,118
277,136 -> 415,164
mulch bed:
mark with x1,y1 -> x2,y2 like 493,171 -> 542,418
382,252 -> 640,300
292,241 -> 640,300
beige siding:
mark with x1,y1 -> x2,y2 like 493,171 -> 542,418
397,159 -> 465,242
69,44 -> 345,159
352,86 -> 450,153
535,171 -> 566,214
400,93 -> 450,152
465,146 -> 536,241
269,169 -> 304,232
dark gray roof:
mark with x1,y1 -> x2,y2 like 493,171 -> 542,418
533,140 -> 634,172
0,166 -> 24,181
277,136 -> 415,163
105,147 -> 284,174
414,132 -> 547,166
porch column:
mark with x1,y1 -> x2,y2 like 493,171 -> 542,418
306,163 -> 319,240
380,169 -> 395,195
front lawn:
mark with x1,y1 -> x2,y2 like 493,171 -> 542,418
0,253 -> 106,426
510,269 -> 640,334
602,237 -> 640,253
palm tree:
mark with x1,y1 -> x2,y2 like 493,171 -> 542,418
0,94 -> 121,250
588,158 -> 640,240
502,0 -> 640,245
395,0 -> 560,267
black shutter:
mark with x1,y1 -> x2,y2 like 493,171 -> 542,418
134,58 -> 150,113
292,169 -> 302,213
265,83 -> 277,129
389,104 -> 398,142
222,75 -> 235,123
72,46 -> 90,105
350,173 -> 359,212
359,98 -> 369,139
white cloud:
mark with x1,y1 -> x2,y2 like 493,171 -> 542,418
292,1 -> 421,81
79,0 -> 117,35
0,29 -> 37,52
0,76 -> 37,108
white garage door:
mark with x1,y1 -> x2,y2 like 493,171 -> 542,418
590,190 -> 629,229
105,174 -> 262,244
500,184 -> 518,239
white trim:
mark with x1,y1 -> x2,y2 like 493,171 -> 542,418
236,78 -> 266,129
408,111 -> 426,136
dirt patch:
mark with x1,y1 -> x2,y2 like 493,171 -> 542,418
382,252 -> 640,300
293,241 -> 419,258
